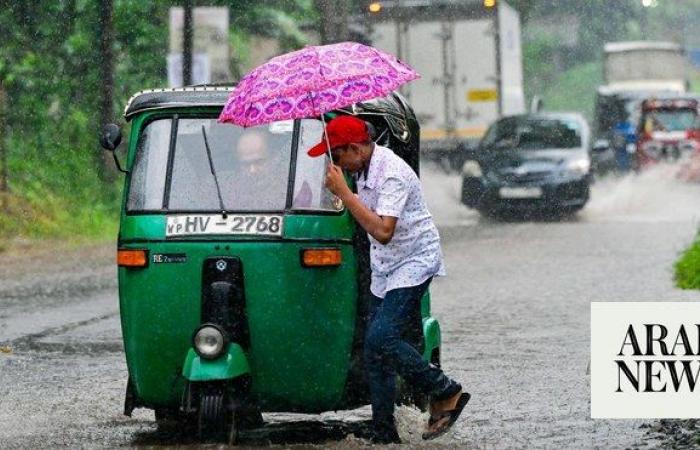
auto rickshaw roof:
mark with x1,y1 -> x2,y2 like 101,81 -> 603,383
122,87 -> 416,143
123,86 -> 235,121
123,86 -> 421,173
641,96 -> 700,110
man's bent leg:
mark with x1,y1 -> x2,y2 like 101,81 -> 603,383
377,280 -> 461,400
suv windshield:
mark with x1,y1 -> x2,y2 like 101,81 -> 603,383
482,117 -> 582,150
127,117 -> 338,213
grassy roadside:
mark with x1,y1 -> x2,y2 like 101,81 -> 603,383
0,136 -> 123,253
0,133 -> 126,251
670,74 -> 700,289
675,234 -> 700,289
0,191 -> 119,253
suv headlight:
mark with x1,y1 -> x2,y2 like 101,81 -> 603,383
193,324 -> 228,359
461,160 -> 483,178
563,158 -> 590,176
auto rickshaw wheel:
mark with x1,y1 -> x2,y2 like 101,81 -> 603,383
236,406 -> 264,429
227,412 -> 239,446
198,390 -> 230,442
155,407 -> 189,433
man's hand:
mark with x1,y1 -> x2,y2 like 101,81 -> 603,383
325,163 -> 397,244
325,164 -> 352,200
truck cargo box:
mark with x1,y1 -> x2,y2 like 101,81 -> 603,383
369,0 -> 525,154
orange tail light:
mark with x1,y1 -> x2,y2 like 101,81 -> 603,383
118,249 -> 148,268
301,248 -> 342,267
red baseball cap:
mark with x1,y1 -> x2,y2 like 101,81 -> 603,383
307,115 -> 370,157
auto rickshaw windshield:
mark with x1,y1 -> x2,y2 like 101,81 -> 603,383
642,108 -> 697,132
127,117 -> 338,212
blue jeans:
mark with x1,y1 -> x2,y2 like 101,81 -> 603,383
364,278 -> 461,436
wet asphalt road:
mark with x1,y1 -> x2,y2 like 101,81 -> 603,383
1,164 -> 699,449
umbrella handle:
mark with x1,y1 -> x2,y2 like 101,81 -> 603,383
321,114 -> 334,164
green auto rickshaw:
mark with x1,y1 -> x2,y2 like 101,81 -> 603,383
100,86 -> 442,444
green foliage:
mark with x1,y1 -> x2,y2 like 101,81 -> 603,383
518,0 -> 700,118
522,29 -> 560,104
0,0 -> 315,241
536,62 -> 602,121
690,72 -> 700,94
675,236 -> 700,290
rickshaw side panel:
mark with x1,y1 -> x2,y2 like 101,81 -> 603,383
422,317 -> 441,362
420,290 -> 431,318
420,290 -> 440,361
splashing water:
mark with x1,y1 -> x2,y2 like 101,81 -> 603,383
421,160 -> 699,226
584,163 -> 700,224
421,162 -> 479,227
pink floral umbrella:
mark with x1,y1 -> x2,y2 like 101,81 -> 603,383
218,41 -> 419,130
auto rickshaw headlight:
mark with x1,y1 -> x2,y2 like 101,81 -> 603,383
679,140 -> 698,154
193,324 -> 228,359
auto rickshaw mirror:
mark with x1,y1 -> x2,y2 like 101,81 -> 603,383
100,123 -> 122,151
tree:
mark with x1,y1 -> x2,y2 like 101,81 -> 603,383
0,82 -> 7,199
99,0 -> 116,181
314,0 -> 349,44
0,1 -> 316,226
183,0 -> 193,85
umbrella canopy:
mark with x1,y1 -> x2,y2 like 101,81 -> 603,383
218,41 -> 419,128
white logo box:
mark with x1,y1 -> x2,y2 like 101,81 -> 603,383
591,302 -> 700,418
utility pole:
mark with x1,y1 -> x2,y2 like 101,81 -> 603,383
439,20 -> 456,135
98,0 -> 115,180
315,0 -> 349,44
183,0 -> 194,86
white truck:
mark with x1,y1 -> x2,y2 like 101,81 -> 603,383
368,0 -> 525,163
603,41 -> 688,93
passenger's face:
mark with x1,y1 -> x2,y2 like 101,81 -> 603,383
237,133 -> 268,174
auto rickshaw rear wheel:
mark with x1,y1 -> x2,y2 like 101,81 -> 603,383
227,413 -> 240,446
155,407 -> 190,434
236,405 -> 264,429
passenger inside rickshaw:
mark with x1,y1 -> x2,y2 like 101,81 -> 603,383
168,119 -> 290,211
128,117 -> 339,213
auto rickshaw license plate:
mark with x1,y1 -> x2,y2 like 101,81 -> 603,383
166,214 -> 284,237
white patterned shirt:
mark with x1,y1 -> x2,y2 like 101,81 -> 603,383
356,145 -> 446,298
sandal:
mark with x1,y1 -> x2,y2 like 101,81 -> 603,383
421,392 -> 471,440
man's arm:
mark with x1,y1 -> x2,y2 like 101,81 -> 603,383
325,164 -> 397,245
342,193 -> 398,244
